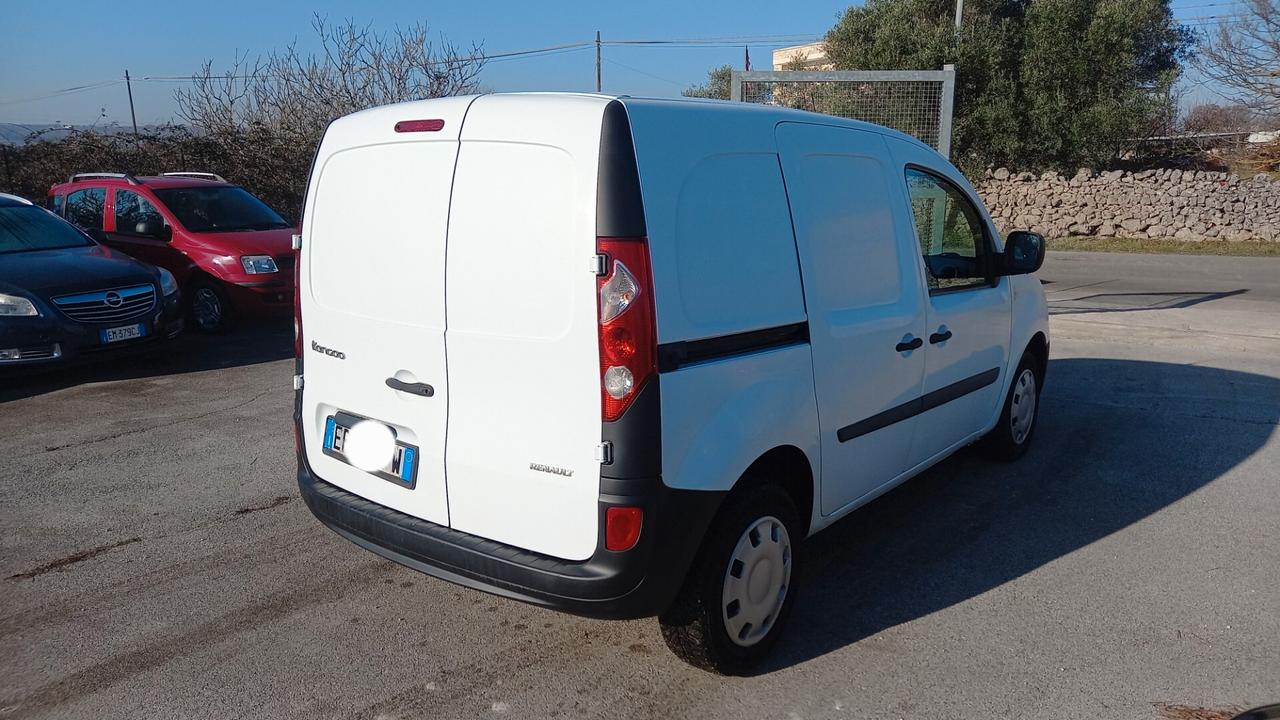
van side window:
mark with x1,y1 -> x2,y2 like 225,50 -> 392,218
114,189 -> 163,235
904,168 -> 990,292
49,194 -> 65,215
65,188 -> 105,230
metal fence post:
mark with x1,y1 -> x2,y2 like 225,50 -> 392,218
939,64 -> 956,159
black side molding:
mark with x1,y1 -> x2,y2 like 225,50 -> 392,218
837,367 -> 1001,443
657,322 -> 810,373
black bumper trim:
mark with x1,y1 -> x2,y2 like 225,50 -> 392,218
298,456 -> 723,620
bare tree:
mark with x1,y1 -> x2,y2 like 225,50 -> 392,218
1181,102 -> 1259,133
1194,0 -> 1280,115
177,15 -> 485,138
168,15 -> 485,219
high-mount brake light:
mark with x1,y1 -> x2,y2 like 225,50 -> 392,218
596,237 -> 656,422
394,119 -> 445,133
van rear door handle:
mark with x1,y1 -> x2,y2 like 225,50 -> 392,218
895,337 -> 923,352
929,329 -> 953,344
385,377 -> 434,397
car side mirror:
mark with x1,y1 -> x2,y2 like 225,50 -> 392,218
135,220 -> 171,241
1002,230 -> 1045,275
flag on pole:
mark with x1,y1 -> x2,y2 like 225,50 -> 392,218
744,46 -> 751,71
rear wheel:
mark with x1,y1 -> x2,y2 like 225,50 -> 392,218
659,484 -> 801,675
189,281 -> 232,333
979,350 -> 1041,460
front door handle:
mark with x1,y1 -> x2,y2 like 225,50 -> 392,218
895,336 -> 923,353
386,377 -> 434,397
930,329 -> 953,344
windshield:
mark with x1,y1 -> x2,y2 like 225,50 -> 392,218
152,186 -> 290,233
0,205 -> 95,254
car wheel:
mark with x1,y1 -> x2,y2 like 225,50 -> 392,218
189,281 -> 232,333
659,484 -> 802,675
979,350 -> 1041,461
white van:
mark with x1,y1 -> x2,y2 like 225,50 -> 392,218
294,93 -> 1049,674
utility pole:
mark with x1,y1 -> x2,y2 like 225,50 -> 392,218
124,70 -> 139,138
595,31 -> 602,93
954,0 -> 965,34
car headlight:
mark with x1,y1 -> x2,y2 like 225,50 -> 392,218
241,255 -> 279,274
0,292 -> 39,317
157,268 -> 179,297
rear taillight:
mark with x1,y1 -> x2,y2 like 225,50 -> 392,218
596,237 -> 656,422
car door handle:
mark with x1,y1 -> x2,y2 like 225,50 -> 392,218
930,329 -> 953,344
895,337 -> 923,353
385,377 -> 434,397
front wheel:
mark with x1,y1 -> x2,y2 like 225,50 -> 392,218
189,281 -> 232,333
659,484 -> 802,675
979,350 -> 1041,461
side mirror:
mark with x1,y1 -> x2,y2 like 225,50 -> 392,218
1002,230 -> 1045,275
84,228 -> 109,244
135,220 -> 171,241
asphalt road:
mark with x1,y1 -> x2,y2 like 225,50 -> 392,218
3,251 -> 1278,720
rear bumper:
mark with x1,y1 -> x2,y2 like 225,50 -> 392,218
298,456 -> 724,620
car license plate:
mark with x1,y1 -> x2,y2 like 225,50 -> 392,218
100,323 -> 147,344
323,413 -> 418,487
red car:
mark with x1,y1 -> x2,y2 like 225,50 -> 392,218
48,172 -> 297,332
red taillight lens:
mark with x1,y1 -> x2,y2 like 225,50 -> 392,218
596,237 -> 656,422
605,506 -> 643,551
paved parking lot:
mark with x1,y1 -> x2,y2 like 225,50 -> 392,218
2,251 -> 1278,720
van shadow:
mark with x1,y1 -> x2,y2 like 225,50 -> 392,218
1048,289 -> 1249,316
0,320 -> 293,403
762,357 -> 1279,673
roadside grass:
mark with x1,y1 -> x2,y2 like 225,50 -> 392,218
1049,236 -> 1280,257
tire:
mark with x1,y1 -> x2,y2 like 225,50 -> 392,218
659,484 -> 802,675
189,281 -> 232,333
979,350 -> 1041,461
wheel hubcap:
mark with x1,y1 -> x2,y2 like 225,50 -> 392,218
193,288 -> 222,329
722,515 -> 792,648
1010,367 -> 1037,445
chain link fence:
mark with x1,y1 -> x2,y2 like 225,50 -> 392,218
731,67 -> 955,158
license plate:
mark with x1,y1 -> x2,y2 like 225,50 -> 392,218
100,323 -> 147,344
323,413 -> 418,487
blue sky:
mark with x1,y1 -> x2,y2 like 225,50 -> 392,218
0,0 -> 846,125
0,0 -> 1237,125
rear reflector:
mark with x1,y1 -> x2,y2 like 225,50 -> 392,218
605,506 -> 643,551
394,119 -> 445,133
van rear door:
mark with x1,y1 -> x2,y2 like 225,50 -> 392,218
442,95 -> 609,562
299,97 -> 476,527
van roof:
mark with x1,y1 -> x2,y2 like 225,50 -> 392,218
332,92 -> 939,157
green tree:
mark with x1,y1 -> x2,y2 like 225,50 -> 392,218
822,0 -> 1193,173
683,65 -> 734,100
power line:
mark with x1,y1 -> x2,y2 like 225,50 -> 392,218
602,57 -> 686,87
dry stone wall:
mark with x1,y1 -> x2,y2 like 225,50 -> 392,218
976,168 -> 1280,242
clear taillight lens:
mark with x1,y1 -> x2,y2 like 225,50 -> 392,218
597,237 -> 656,422
599,260 -> 639,323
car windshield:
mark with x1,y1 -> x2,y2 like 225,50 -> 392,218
0,204 -> 95,254
152,186 -> 290,233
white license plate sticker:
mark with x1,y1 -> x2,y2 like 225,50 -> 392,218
100,323 -> 147,344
